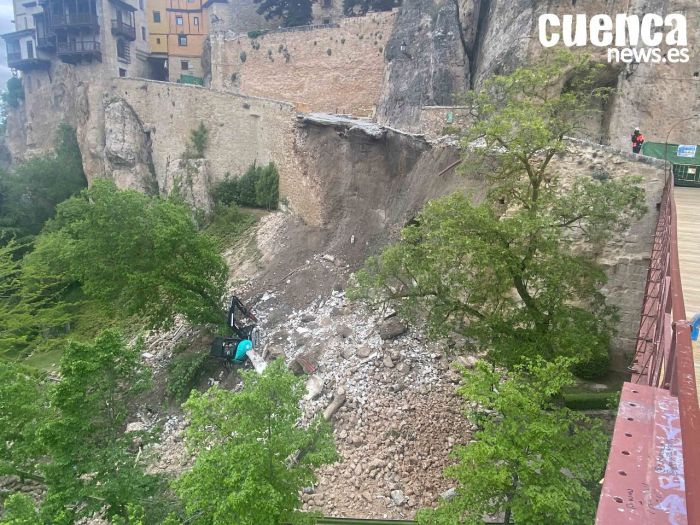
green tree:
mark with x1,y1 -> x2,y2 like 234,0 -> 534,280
254,0 -> 312,27
185,122 -> 208,159
0,361 -> 47,479
0,494 -> 40,525
0,240 -> 72,357
0,123 -> 87,243
37,330 -> 167,523
23,180 -> 228,329
254,162 -> 279,210
174,359 -> 337,525
417,359 -> 609,525
2,77 -> 24,109
351,52 -> 646,370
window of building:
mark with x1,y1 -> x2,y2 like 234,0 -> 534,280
178,34 -> 187,46
156,37 -> 161,44
175,15 -> 183,25
193,16 -> 199,26
138,0 -> 143,8
141,26 -> 146,40
117,39 -> 130,62
119,68 -> 127,77
322,17 -> 331,24
181,60 -> 189,70
153,11 -> 160,23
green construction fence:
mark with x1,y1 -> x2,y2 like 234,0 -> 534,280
642,141 -> 700,188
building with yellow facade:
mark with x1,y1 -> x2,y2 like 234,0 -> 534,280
146,0 -> 207,82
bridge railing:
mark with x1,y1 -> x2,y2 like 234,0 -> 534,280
624,172 -> 700,523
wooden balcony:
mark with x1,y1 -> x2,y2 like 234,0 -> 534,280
6,52 -> 51,71
56,40 -> 101,62
111,19 -> 136,41
50,13 -> 99,30
37,35 -> 56,50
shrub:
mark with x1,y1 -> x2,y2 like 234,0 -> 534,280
563,391 -> 620,411
184,122 -> 208,159
573,349 -> 611,380
254,163 -> 279,210
2,77 -> 24,108
212,162 -> 279,210
167,352 -> 208,401
239,51 -> 247,62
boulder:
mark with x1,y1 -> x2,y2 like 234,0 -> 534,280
378,317 -> 407,340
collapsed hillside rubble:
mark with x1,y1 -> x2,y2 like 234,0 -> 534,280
253,290 -> 474,519
133,211 -> 478,519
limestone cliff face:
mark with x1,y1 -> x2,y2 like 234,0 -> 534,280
378,0 -> 700,146
162,158 -> 214,215
103,99 -> 158,194
376,0 -> 469,131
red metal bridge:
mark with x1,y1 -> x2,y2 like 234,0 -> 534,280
596,175 -> 700,524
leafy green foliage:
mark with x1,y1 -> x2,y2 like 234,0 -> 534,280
213,163 -> 279,210
167,352 -> 208,402
253,0 -> 312,27
37,330 -> 165,523
0,362 -> 47,478
0,493 -> 40,525
2,77 -> 24,108
0,240 -> 73,358
572,347 -> 611,380
185,122 -> 208,159
24,180 -> 228,329
350,53 -> 646,369
175,359 -> 337,525
254,163 -> 279,210
417,359 -> 609,525
0,124 -> 87,243
563,391 -> 619,411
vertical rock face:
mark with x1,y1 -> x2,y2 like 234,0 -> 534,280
103,99 -> 158,195
376,0 -> 469,131
469,0 -> 535,88
607,0 -> 700,149
162,158 -> 214,215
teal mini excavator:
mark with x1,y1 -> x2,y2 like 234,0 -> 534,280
210,296 -> 266,372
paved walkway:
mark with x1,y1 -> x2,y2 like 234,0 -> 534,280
674,186 -> 700,404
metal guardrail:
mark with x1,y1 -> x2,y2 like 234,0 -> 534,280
624,171 -> 700,523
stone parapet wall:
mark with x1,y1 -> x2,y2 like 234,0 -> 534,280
106,78 -> 323,224
418,106 -> 472,140
210,12 -> 396,116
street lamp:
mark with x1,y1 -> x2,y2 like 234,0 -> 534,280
665,114 -> 699,180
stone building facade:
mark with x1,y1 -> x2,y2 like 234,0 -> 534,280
209,11 -> 396,116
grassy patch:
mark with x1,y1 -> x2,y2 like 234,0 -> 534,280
204,204 -> 258,249
23,347 -> 63,371
563,391 -> 620,411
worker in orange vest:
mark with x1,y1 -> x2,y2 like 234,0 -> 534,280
631,127 -> 645,154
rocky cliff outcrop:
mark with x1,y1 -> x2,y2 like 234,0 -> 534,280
162,158 -> 214,215
378,0 -> 699,145
103,99 -> 158,194
376,0 -> 469,131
